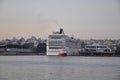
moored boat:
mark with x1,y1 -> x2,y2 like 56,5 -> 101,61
47,28 -> 81,56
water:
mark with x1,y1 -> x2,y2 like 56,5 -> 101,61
0,56 -> 120,80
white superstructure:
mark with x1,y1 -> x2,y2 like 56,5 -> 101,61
47,28 -> 81,56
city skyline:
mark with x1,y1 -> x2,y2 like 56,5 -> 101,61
0,0 -> 120,40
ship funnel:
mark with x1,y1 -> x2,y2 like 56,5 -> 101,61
59,28 -> 64,34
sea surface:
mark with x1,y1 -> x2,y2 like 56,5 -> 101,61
0,56 -> 120,80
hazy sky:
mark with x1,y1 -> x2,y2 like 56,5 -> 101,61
0,0 -> 120,40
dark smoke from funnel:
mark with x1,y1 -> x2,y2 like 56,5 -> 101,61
37,14 -> 61,28
37,14 -> 64,32
37,13 -> 65,36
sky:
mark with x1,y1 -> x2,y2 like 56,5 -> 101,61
0,0 -> 120,40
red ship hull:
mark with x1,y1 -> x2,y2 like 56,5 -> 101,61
58,53 -> 67,56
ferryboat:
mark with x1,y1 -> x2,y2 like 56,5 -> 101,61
84,44 -> 111,53
47,28 -> 81,56
0,44 -> 32,55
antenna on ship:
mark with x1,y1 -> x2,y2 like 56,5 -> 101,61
54,20 -> 64,34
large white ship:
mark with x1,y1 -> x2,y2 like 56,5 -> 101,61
47,28 -> 81,56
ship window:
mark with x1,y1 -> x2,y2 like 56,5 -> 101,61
97,46 -> 106,48
86,46 -> 96,48
49,47 -> 63,49
48,40 -> 64,46
49,35 -> 64,39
